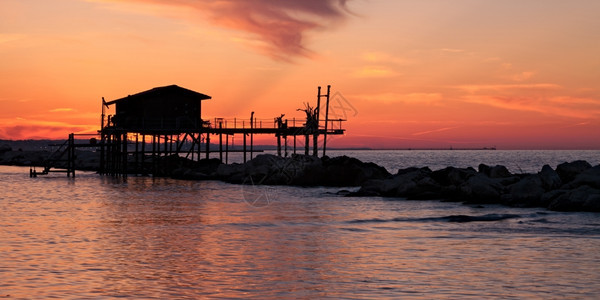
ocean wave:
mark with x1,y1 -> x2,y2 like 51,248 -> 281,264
347,213 -> 522,224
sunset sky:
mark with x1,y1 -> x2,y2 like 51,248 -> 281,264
1,0 -> 599,149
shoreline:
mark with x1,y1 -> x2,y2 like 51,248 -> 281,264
1,149 -> 599,213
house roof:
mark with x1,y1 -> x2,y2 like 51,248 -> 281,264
105,85 -> 211,105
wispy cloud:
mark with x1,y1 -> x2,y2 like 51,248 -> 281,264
361,51 -> 412,65
49,108 -> 76,113
456,83 -> 561,93
0,33 -> 26,44
93,0 -> 351,61
352,66 -> 399,78
357,92 -> 443,104
412,126 -> 460,136
352,51 -> 412,78
440,48 -> 464,53
511,71 -> 535,82
561,122 -> 591,128
462,95 -> 600,119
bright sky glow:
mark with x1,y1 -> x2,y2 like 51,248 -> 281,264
1,0 -> 599,149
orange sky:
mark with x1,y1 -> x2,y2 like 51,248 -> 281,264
1,0 -> 599,149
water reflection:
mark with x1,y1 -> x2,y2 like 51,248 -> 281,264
1,166 -> 599,298
92,178 -> 355,298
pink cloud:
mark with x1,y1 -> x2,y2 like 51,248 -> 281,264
109,0 -> 351,61
0,119 -> 97,140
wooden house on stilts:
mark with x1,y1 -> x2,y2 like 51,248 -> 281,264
100,85 -> 212,176
31,84 -> 346,178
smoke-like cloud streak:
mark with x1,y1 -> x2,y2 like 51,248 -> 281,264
106,0 -> 351,61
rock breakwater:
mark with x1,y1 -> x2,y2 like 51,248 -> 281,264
352,160 -> 600,212
166,153 -> 600,212
3,147 -> 598,212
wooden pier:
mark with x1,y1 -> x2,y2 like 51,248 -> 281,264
31,85 -> 346,177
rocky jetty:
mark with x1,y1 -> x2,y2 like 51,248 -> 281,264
172,154 -> 391,186
0,149 -> 99,171
2,147 -> 598,212
352,160 -> 600,212
163,153 -> 599,212
0,148 -> 49,166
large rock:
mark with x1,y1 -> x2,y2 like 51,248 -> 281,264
431,166 -> 477,186
356,167 -> 430,197
563,165 -> 600,189
0,144 -> 12,153
237,154 -> 284,184
538,165 -> 562,190
196,158 -> 222,175
277,154 -> 323,185
459,173 -> 504,203
154,154 -> 218,176
216,163 -> 247,183
411,176 -> 444,200
479,164 -> 512,178
171,158 -> 222,180
548,185 -> 600,212
171,167 -> 211,180
505,174 -> 546,207
320,155 -> 391,186
0,150 -> 48,166
214,154 -> 389,187
556,160 -> 592,184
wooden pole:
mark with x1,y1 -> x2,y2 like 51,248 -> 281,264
305,134 -> 309,155
105,134 -> 111,175
250,112 -> 254,160
68,133 -> 74,177
122,132 -> 128,177
323,85 -> 331,157
197,133 -> 201,160
277,134 -> 282,157
100,132 -> 105,175
100,98 -> 105,174
141,134 -> 146,175
115,133 -> 120,177
225,134 -> 229,164
101,98 -> 105,131
243,133 -> 247,163
219,123 -> 223,162
205,133 -> 210,159
313,86 -> 321,157
163,135 -> 168,155
152,135 -> 156,176
197,134 -> 201,161
134,134 -> 139,175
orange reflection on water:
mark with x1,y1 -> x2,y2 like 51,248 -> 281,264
2,168 -> 600,298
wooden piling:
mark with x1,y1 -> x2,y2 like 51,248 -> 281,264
141,134 -> 146,175
219,123 -> 223,162
205,134 -> 210,159
277,134 -> 282,157
250,112 -> 254,160
323,85 -> 331,157
243,133 -> 247,163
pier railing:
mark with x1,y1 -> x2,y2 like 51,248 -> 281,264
210,117 -> 345,131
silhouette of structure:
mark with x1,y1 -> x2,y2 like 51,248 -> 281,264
30,84 -> 346,177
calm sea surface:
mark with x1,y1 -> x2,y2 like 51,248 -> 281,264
1,150 -> 600,299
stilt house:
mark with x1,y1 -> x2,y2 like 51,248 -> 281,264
105,85 -> 211,132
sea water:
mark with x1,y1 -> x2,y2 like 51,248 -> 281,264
1,150 -> 599,299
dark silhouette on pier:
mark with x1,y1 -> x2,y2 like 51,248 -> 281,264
30,84 -> 345,177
